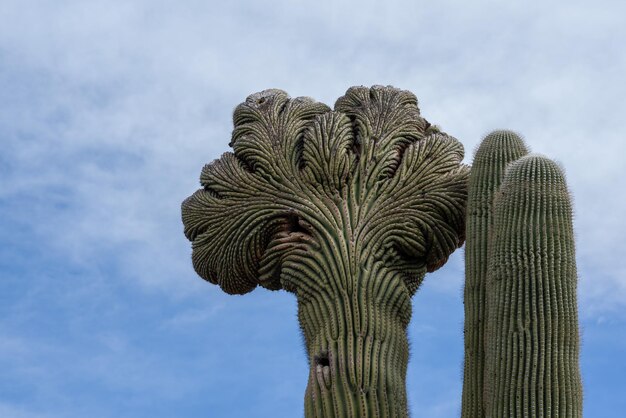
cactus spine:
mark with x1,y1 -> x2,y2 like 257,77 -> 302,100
462,131 -> 529,417
463,130 -> 583,417
485,155 -> 582,417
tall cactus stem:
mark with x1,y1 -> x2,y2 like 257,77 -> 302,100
462,130 -> 529,418
485,155 -> 583,417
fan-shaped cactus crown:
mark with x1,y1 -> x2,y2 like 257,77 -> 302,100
182,85 -> 469,295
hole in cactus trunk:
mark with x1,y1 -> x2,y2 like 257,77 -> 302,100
314,351 -> 329,367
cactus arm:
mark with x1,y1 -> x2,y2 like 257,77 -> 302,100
485,155 -> 583,417
462,130 -> 529,417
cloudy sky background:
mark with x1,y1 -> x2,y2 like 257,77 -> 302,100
1,0 -> 625,417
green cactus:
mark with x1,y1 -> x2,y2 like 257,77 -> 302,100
181,86 -> 469,417
485,154 -> 582,417
463,130 -> 582,418
462,131 -> 529,417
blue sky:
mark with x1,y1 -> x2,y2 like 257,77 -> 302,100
1,1 -> 625,417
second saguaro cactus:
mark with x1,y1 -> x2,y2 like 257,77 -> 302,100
462,131 -> 583,417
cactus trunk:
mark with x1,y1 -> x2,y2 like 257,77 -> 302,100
462,131 -> 528,417
302,294 -> 410,418
292,216 -> 414,418
484,155 -> 582,417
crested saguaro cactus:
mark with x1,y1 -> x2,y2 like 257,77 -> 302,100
182,85 -> 469,417
462,131 -> 583,418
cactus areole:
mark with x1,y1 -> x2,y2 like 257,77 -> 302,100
181,86 -> 469,417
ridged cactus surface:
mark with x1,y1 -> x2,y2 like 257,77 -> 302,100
462,131 -> 529,418
484,155 -> 582,417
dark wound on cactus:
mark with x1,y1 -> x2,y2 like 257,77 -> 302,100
462,130 -> 529,418
182,85 -> 469,417
485,155 -> 582,417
